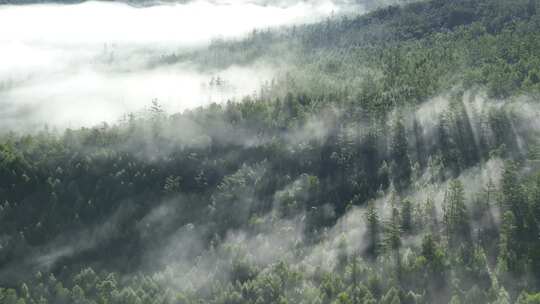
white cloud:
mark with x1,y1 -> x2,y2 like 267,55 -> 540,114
0,0 -> 346,46
0,0 -> 362,132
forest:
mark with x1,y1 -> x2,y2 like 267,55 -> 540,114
2,0 -> 540,303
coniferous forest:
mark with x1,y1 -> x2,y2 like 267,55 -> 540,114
2,0 -> 540,303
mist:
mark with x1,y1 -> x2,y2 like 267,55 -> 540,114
0,0 -> 363,132
3,0 -> 540,302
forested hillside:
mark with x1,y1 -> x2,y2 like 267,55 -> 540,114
2,0 -> 540,303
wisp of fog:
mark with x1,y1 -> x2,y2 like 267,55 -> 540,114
0,0 -> 359,132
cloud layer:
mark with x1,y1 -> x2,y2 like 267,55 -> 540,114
0,0 -> 360,132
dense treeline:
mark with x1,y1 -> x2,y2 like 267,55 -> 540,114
174,0 -> 540,107
3,0 -> 540,303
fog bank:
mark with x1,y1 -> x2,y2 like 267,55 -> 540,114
0,0 -> 361,132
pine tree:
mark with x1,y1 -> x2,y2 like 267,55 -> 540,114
365,201 -> 381,259
351,253 -> 360,304
437,112 -> 460,175
385,206 -> 402,280
380,287 -> 401,304
497,211 -> 519,275
492,287 -> 511,304
501,162 -> 526,226
390,115 -> 411,191
449,98 -> 479,167
337,234 -> 349,272
529,173 -> 540,279
424,196 -> 439,236
443,179 -> 470,247
412,115 -> 426,167
500,161 -> 528,262
401,199 -> 413,234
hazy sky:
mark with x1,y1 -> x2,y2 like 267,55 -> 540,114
0,0 -> 364,132
0,0 -> 347,46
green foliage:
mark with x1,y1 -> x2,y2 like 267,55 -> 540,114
443,180 -> 470,247
3,0 -> 540,303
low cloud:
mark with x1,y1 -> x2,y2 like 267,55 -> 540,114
0,0 -> 366,132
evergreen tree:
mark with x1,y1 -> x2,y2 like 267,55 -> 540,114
385,206 -> 402,280
365,201 -> 381,259
412,115 -> 426,168
390,115 -> 412,190
437,113 -> 461,175
423,196 -> 439,236
501,162 -> 526,227
497,211 -> 519,275
443,179 -> 470,247
401,199 -> 413,234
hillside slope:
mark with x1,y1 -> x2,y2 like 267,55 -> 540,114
2,0 -> 540,303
